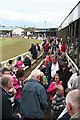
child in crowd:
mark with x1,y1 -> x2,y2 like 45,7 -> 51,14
51,85 -> 65,120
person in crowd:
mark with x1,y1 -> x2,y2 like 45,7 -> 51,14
2,67 -> 17,93
43,41 -> 50,58
23,54 -> 31,68
20,69 -> 48,119
13,69 -> 24,112
61,42 -> 66,53
0,75 -> 20,119
44,55 -> 51,66
67,72 -> 78,89
60,53 -> 68,65
57,88 -> 71,120
40,55 -> 51,74
36,43 -> 40,52
13,64 -> 18,75
8,59 -> 14,74
66,89 -> 80,119
46,54 -> 59,85
71,75 -> 80,89
29,43 -> 37,59
47,74 -> 63,101
51,85 -> 65,120
56,62 -> 72,96
16,56 -> 24,70
51,41 -> 59,54
2,67 -> 10,75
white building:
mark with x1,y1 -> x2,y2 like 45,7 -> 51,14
12,28 -> 24,36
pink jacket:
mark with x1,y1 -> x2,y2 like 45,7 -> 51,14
47,81 -> 62,100
13,75 -> 22,99
16,61 -> 24,70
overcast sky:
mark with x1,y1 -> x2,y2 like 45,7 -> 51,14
0,0 -> 79,28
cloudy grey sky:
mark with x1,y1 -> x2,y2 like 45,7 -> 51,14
0,0 -> 79,28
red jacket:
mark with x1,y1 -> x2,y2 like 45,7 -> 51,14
61,44 -> 66,52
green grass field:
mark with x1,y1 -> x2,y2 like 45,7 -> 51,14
0,37 -> 42,62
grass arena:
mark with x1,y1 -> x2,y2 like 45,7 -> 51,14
0,37 -> 42,62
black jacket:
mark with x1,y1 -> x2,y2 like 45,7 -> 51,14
0,86 -> 14,119
56,69 -> 72,90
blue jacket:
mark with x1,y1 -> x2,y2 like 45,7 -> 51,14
20,79 -> 48,118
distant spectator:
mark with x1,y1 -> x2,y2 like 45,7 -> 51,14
16,56 -> 24,70
23,55 -> 31,68
8,60 -> 14,73
29,43 -> 37,59
36,43 -> 41,57
40,55 -> 51,75
51,41 -> 59,54
36,43 -> 40,52
61,42 -> 66,53
43,42 -> 50,58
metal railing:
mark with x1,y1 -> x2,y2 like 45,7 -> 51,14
66,53 -> 79,73
0,42 -> 43,68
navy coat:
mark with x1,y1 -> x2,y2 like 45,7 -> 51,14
20,79 -> 48,118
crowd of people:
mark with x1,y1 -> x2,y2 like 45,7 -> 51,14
0,37 -> 80,120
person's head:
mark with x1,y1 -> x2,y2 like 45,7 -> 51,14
30,69 -> 44,82
16,69 -> 24,79
60,62 -> 67,71
2,67 -> 10,75
56,85 -> 64,95
8,60 -> 13,65
50,54 -> 57,64
31,43 -> 34,46
17,56 -> 21,61
66,89 -> 80,117
36,43 -> 39,46
54,74 -> 60,83
0,75 -> 13,91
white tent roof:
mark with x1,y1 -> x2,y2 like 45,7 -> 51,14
12,28 -> 24,35
27,31 -> 31,35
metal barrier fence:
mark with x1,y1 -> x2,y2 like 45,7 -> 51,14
67,36 -> 80,68
0,42 -> 43,68
1,51 -> 31,68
